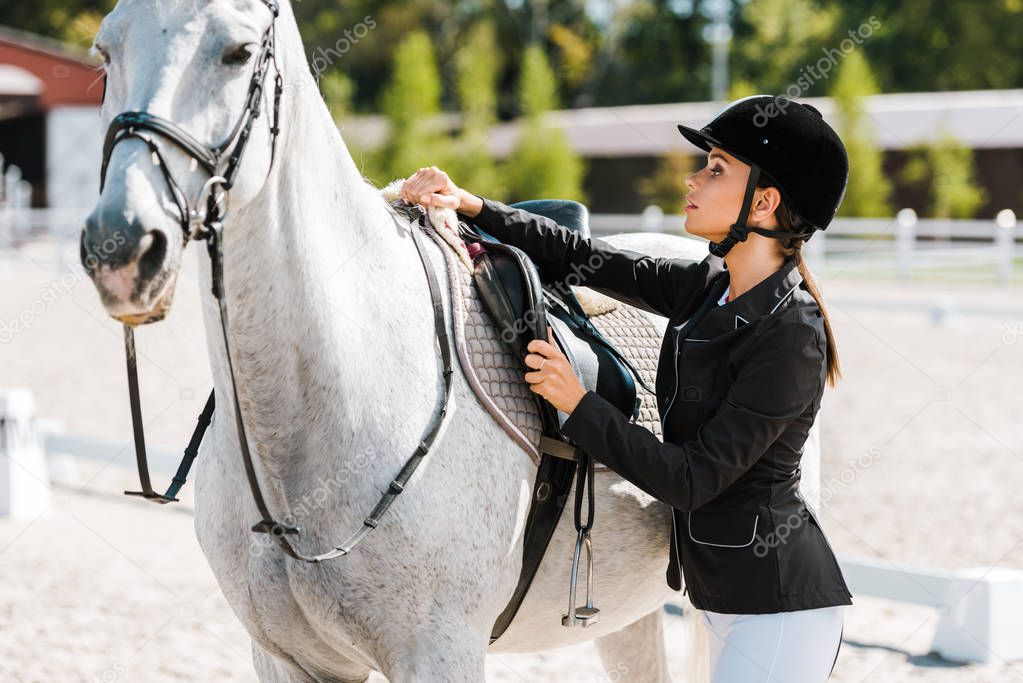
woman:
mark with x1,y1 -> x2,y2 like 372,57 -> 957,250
401,95 -> 853,682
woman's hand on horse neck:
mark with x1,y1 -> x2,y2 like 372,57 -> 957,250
400,167 -> 483,218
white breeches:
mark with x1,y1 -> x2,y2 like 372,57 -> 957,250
700,605 -> 845,683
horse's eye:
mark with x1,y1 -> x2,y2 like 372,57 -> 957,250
223,44 -> 256,66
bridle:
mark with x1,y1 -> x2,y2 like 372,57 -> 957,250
98,0 -> 454,562
100,0 -> 284,240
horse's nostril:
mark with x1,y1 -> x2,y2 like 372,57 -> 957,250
137,230 -> 168,282
79,230 -> 93,274
80,215 -> 106,274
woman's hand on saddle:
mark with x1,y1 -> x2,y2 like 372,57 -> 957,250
524,328 -> 588,415
400,167 -> 483,218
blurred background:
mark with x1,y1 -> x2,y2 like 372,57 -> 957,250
0,1 -> 1021,681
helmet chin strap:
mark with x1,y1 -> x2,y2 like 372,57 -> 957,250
708,165 -> 811,258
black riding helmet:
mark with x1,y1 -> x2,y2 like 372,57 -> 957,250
677,95 -> 849,257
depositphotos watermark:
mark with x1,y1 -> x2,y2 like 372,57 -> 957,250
0,231 -> 127,344
247,446 -> 380,559
795,16 -> 880,93
751,444 -> 884,557
1002,320 -> 1022,345
89,661 -> 127,683
310,16 -> 377,82
497,250 -> 613,344
753,506 -> 811,558
752,15 -> 882,127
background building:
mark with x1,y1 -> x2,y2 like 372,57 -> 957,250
0,26 -> 103,210
344,89 -> 1023,214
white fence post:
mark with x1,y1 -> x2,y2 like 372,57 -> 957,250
995,209 -> 1016,285
640,204 -> 664,232
1,164 -> 31,244
4,165 -> 22,206
896,208 -> 917,281
0,389 -> 52,520
840,555 -> 1023,664
0,164 -> 15,245
931,566 -> 1023,664
805,228 -> 826,265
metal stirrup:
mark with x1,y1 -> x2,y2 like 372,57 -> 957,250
563,450 -> 599,627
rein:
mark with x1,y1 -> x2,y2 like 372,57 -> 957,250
101,0 -> 454,562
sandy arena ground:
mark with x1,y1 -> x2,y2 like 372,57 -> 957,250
1,238 -> 1022,682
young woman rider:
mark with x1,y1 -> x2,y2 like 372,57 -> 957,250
400,95 -> 853,682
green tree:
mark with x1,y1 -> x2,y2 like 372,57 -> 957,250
828,0 -> 1023,94
731,0 -> 840,97
583,0 -> 710,106
830,50 -> 891,217
637,151 -> 694,215
728,78 -> 759,101
371,30 -> 450,185
291,0 -> 600,114
449,21 -> 505,199
901,133 -> 987,219
548,22 -> 594,91
0,0 -> 114,48
320,71 -> 355,119
505,44 -> 585,202
12,1 -> 1023,109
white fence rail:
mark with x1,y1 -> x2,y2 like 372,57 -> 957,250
0,390 -> 52,520
839,554 -> 1023,664
0,207 -> 88,245
591,207 -> 1020,285
1,205 -> 1019,284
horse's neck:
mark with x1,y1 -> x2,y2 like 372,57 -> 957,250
200,69 -> 440,500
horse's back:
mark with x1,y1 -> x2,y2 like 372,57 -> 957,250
599,231 -> 708,264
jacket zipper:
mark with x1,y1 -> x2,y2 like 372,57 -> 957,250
662,277 -> 727,424
662,327 -> 684,423
662,334 -> 708,424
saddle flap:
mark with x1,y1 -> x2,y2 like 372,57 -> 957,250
547,311 -> 637,423
462,212 -> 640,423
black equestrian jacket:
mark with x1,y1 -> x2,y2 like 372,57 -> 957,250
463,196 -> 854,614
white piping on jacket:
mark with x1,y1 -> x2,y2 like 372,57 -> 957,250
769,283 -> 800,314
687,511 -> 760,548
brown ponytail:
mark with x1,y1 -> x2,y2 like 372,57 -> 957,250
757,177 -> 842,387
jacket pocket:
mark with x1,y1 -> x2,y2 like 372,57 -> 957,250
687,510 -> 759,548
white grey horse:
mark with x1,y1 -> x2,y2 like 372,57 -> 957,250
77,1 -> 804,680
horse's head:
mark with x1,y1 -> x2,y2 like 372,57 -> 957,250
81,0 -> 285,325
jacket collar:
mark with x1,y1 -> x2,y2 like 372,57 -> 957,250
687,255 -> 804,340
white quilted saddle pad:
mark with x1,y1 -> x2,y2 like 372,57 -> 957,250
422,223 -> 664,467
